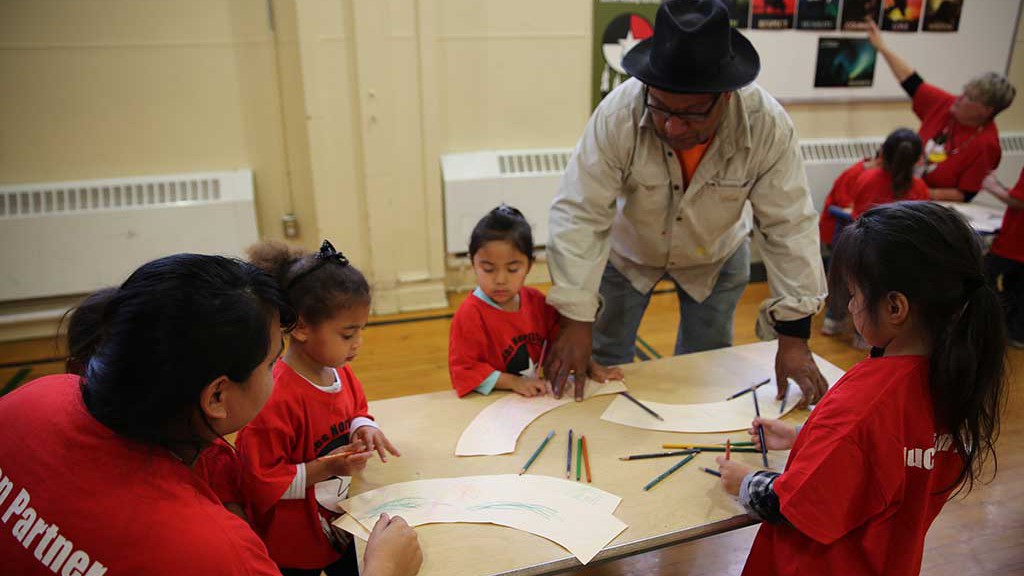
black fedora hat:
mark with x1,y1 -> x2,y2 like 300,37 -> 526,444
622,0 -> 760,94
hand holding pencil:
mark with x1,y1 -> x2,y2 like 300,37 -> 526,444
748,418 -> 798,451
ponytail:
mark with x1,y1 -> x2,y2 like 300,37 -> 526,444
65,287 -> 118,375
247,240 -> 370,325
929,280 -> 1007,495
881,128 -> 922,197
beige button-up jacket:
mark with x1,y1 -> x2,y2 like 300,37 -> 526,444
547,78 -> 826,336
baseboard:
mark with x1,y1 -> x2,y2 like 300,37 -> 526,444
371,279 -> 449,316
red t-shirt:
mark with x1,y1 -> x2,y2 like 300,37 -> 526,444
448,286 -> 559,397
991,166 -> 1024,263
913,82 -> 1001,193
819,161 -> 867,245
744,356 -> 962,575
237,362 -> 373,569
850,167 -> 930,219
0,376 -> 278,576
194,438 -> 246,508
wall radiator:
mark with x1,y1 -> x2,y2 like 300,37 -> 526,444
0,170 -> 258,334
441,133 -> 1024,255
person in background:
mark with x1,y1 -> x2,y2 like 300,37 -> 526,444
869,19 -> 1015,202
981,168 -> 1024,348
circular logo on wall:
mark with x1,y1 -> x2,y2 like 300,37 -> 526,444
601,13 -> 654,75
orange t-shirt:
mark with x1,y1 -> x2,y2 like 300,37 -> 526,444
675,142 -> 710,186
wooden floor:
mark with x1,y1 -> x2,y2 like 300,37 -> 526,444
1,281 -> 1021,575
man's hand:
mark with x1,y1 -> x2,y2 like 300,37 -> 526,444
775,335 -> 828,409
543,318 -> 593,401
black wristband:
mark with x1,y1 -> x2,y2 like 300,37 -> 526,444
775,316 -> 812,339
901,72 -> 923,98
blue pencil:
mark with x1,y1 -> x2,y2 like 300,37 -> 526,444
642,453 -> 696,491
699,467 -> 722,478
752,390 -> 769,468
520,430 -> 555,475
566,429 -> 573,478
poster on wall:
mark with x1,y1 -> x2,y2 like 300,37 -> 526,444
591,0 -> 659,110
840,0 -> 882,30
752,0 -> 795,29
881,0 -> 922,31
815,37 -> 878,87
922,0 -> 963,31
721,0 -> 751,28
796,0 -> 839,30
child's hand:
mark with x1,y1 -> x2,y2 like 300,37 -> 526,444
715,456 -> 753,496
319,442 -> 375,476
353,426 -> 402,463
588,359 -> 624,383
749,417 -> 798,451
512,377 -> 548,397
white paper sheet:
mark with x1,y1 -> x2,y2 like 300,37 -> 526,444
455,379 -> 627,456
600,380 -> 803,433
334,474 -> 627,564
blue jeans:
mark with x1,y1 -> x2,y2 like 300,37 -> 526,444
592,241 -> 751,365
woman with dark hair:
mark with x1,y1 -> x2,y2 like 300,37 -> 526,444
0,254 -> 421,576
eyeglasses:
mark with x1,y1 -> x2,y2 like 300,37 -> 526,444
644,87 -> 722,123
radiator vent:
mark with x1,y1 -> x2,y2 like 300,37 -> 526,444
497,151 -> 571,175
799,138 -> 884,163
0,177 -> 223,218
999,133 -> 1024,154
0,170 -> 258,304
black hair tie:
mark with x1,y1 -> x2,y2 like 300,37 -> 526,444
286,240 -> 349,290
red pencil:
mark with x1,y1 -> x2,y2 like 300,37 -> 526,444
582,435 -> 592,483
726,438 -> 731,461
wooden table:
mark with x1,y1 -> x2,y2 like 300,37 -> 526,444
354,341 -> 846,576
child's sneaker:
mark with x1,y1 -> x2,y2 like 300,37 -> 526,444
821,317 -> 843,336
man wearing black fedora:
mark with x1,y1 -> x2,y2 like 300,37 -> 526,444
544,0 -> 829,407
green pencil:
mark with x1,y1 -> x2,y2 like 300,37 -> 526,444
576,436 -> 583,481
643,453 -> 696,491
519,430 -> 555,475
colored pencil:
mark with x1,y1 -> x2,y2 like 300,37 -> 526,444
576,437 -> 583,481
727,441 -> 755,447
725,378 -> 771,401
726,438 -> 731,461
779,394 -> 788,415
643,453 -> 696,491
619,391 -> 664,421
566,429 -> 573,478
582,435 -> 592,483
618,449 -> 699,461
752,391 -> 769,468
700,467 -> 722,478
661,444 -> 760,451
537,340 -> 548,379
520,430 -> 555,475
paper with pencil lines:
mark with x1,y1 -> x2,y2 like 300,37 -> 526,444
455,379 -> 626,456
333,474 -> 626,564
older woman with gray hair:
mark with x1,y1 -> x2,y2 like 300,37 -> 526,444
869,20 -> 1016,202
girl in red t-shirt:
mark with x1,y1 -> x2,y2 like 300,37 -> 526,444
822,129 -> 927,341
849,128 -> 929,218
716,203 -> 1008,575
448,205 -> 622,398
236,240 -> 402,576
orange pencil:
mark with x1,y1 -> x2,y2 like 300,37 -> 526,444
582,435 -> 592,483
726,438 -> 731,460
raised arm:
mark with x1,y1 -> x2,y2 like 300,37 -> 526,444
867,19 -> 915,84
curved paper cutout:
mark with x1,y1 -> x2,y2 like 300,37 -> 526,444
335,474 -> 626,564
455,380 -> 626,456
